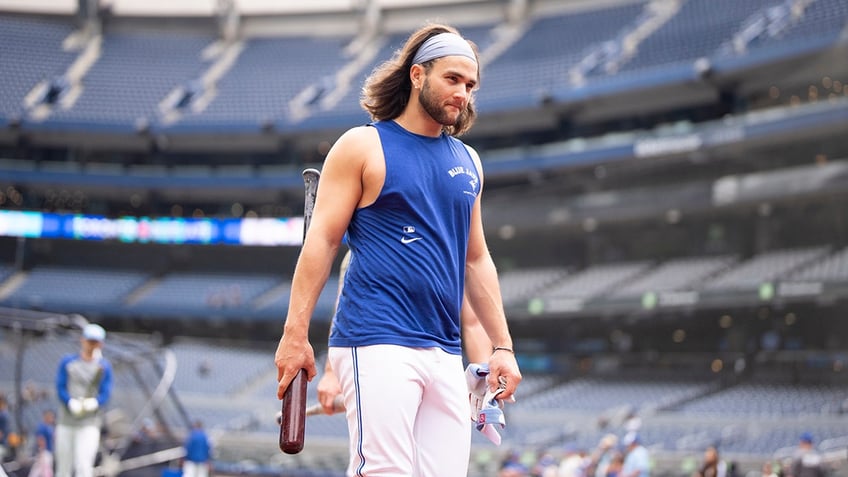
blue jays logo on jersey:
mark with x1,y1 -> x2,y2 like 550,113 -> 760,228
447,165 -> 479,197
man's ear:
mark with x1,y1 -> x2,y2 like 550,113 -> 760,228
410,63 -> 425,90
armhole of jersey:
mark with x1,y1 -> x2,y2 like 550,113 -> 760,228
359,123 -> 387,210
463,143 -> 483,190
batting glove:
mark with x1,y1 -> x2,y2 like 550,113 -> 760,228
465,363 -> 506,445
68,398 -> 84,416
82,398 -> 99,413
466,363 -> 489,417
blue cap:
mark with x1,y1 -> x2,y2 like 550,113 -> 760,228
82,323 -> 106,342
800,432 -> 814,443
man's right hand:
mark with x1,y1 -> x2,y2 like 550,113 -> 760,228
274,331 -> 317,400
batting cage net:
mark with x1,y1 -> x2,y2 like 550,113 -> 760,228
0,307 -> 192,477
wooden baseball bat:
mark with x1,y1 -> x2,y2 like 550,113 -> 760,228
279,168 -> 321,455
306,395 -> 345,416
276,395 -> 345,423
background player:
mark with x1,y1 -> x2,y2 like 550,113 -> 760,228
55,324 -> 113,477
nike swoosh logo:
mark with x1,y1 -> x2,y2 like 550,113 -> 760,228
401,236 -> 423,244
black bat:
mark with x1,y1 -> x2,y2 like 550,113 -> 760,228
279,168 -> 320,455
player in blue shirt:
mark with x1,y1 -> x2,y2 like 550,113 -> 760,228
275,23 -> 521,477
182,420 -> 212,477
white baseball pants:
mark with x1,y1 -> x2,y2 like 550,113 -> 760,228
55,424 -> 100,477
182,461 -> 209,477
329,344 -> 471,477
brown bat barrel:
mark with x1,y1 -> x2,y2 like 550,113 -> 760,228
279,369 -> 307,454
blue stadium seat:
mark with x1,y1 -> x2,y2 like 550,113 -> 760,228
0,16 -> 76,121
45,31 -> 214,131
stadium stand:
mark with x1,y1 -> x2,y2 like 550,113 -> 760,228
129,272 -> 280,315
514,374 -> 719,413
609,0 -> 774,75
610,255 -> 738,298
170,35 -> 352,132
678,380 -> 848,416
0,15 -> 76,121
168,339 -> 275,396
44,30 -> 215,130
475,2 -> 644,110
1,265 -> 151,310
790,245 -> 848,282
539,261 -> 653,301
702,246 -> 832,291
497,266 -> 569,308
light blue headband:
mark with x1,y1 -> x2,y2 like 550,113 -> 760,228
412,32 -> 477,65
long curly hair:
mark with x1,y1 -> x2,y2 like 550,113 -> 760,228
360,23 -> 480,137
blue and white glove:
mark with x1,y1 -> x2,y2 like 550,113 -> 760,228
465,363 -> 506,445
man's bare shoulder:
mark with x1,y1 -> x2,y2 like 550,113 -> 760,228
325,125 -> 382,175
333,125 -> 380,153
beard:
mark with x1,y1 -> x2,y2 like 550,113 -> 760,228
418,79 -> 461,126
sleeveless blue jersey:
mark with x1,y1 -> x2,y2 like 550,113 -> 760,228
328,120 -> 480,355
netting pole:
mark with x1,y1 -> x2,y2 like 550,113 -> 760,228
13,324 -> 27,439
